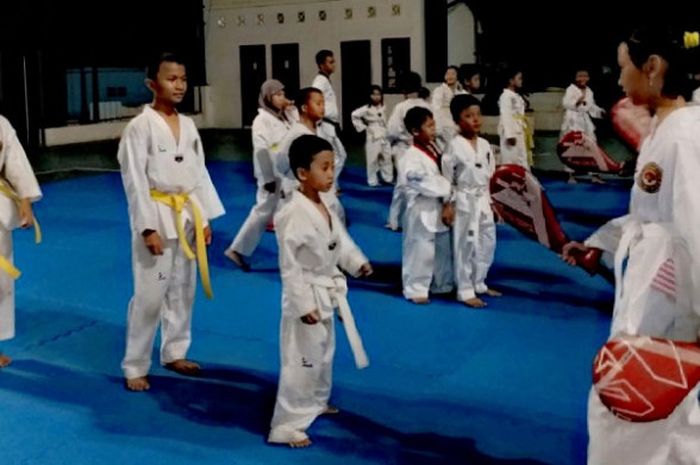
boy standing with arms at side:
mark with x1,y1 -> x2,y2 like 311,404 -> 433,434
443,95 -> 501,308
269,135 -> 372,447
118,53 -> 225,391
0,115 -> 42,367
400,107 -> 453,304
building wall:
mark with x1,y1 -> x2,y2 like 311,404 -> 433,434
204,0 -> 426,128
447,2 -> 476,66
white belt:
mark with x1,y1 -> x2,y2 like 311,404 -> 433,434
307,273 -> 369,369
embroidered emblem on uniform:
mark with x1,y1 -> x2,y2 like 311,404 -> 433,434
157,144 -> 166,153
301,357 -> 313,368
158,272 -> 167,281
328,241 -> 337,251
174,155 -> 184,163
637,162 -> 663,193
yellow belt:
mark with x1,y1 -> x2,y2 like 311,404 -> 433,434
0,181 -> 42,279
515,114 -> 535,166
150,190 -> 213,299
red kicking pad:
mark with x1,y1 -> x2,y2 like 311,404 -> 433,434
593,334 -> 700,422
557,131 -> 624,174
489,164 -> 602,275
611,97 -> 652,151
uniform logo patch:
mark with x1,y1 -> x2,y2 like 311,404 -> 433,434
637,162 -> 663,193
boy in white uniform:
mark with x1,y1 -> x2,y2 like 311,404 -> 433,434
400,107 -> 453,304
560,68 -> 606,184
118,53 -> 225,391
268,135 -> 372,447
0,115 -> 42,368
311,50 -> 339,129
443,94 -> 501,308
274,87 -> 346,222
498,69 -> 533,168
386,72 -> 431,231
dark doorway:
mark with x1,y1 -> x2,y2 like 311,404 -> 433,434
271,43 -> 300,98
340,40 -> 371,142
239,45 -> 266,127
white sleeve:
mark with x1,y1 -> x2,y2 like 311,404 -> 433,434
441,143 -> 458,203
584,214 -> 631,254
672,137 -> 700,316
252,118 -> 276,184
1,126 -> 41,202
118,123 -> 159,234
190,128 -> 225,221
351,106 -> 369,133
276,211 -> 317,317
274,132 -> 295,180
405,158 -> 452,199
337,223 -> 368,277
387,105 -> 408,145
431,85 -> 444,111
499,92 -> 518,139
588,91 -> 605,118
561,86 -> 581,112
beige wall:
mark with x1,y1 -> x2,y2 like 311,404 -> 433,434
447,1 -> 476,67
204,0 -> 426,128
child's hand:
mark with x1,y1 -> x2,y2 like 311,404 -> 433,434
358,262 -> 373,277
300,309 -> 321,325
18,198 -> 33,229
204,226 -> 212,245
506,137 -> 517,147
441,203 -> 455,227
143,230 -> 164,255
561,241 -> 589,266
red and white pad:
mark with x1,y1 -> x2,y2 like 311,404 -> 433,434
593,334 -> 700,422
611,98 -> 652,151
489,164 -> 602,274
557,131 -> 623,173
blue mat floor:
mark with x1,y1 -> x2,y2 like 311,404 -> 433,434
0,161 -> 630,465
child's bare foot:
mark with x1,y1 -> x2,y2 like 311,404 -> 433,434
462,297 -> 487,308
410,297 -> 430,305
0,354 -> 12,368
323,405 -> 340,415
483,288 -> 502,297
224,249 -> 250,272
384,223 -> 401,232
290,437 -> 312,448
164,359 -> 201,376
126,376 -> 150,391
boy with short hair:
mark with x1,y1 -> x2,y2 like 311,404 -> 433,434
269,134 -> 372,448
118,52 -> 225,391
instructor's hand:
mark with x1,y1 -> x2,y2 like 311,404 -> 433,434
561,241 -> 589,266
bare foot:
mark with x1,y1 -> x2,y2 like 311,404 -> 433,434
323,405 -> 340,415
0,354 -> 12,368
224,249 -> 251,272
462,297 -> 487,308
384,223 -> 401,232
164,359 -> 201,376
591,175 -> 606,184
567,175 -> 577,184
290,437 -> 312,448
410,297 -> 430,305
126,376 -> 150,391
483,288 -> 502,297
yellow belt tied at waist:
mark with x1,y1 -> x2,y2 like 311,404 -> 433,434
514,114 -> 535,166
150,189 -> 213,299
0,180 -> 42,279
